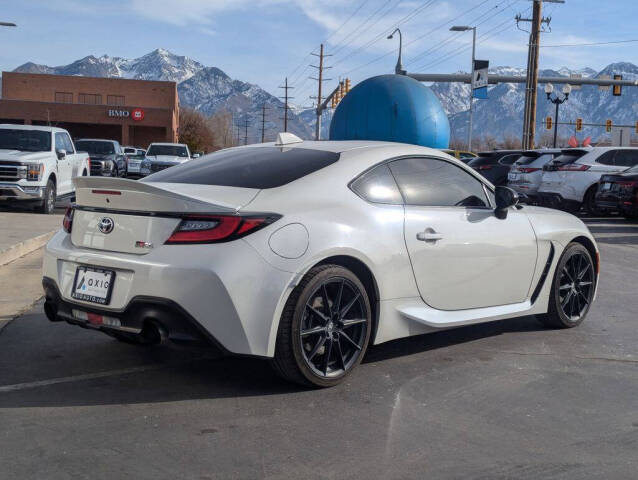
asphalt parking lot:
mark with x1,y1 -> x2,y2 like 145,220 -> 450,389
0,215 -> 637,479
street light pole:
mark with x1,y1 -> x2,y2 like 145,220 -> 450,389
545,83 -> 572,148
387,28 -> 406,75
450,25 -> 476,151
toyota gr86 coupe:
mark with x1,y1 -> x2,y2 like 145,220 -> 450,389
42,134 -> 599,387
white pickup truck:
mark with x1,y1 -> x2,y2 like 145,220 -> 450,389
0,124 -> 90,213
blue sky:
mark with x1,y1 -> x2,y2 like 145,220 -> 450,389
1,0 -> 636,106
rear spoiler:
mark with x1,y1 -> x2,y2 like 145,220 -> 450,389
73,177 -> 237,213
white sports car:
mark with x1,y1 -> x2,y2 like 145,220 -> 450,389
43,134 -> 599,387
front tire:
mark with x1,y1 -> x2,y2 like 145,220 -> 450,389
37,178 -> 56,214
271,265 -> 372,387
537,242 -> 595,329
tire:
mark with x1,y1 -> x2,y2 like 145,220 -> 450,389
537,242 -> 595,329
37,178 -> 56,214
271,264 -> 372,388
583,186 -> 602,216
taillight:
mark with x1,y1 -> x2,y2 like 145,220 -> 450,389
165,214 -> 281,244
517,167 -> 540,173
618,181 -> 638,188
558,164 -> 590,171
477,165 -> 493,170
87,156 -> 91,171
63,206 -> 74,233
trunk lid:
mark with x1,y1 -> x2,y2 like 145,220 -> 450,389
70,177 -> 260,254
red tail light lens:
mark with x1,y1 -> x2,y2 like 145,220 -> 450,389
87,156 -> 91,171
477,165 -> 493,170
165,214 -> 281,244
63,206 -> 74,233
618,181 -> 638,188
517,167 -> 540,173
558,164 -> 590,171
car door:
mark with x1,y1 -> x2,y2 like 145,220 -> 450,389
54,132 -> 73,195
389,157 -> 538,311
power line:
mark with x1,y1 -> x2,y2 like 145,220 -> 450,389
330,0 -> 395,57
541,39 -> 638,48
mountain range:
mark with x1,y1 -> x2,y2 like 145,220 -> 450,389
3,48 -> 637,145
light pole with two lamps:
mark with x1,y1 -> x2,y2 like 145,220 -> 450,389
545,82 -> 572,148
450,25 -> 477,152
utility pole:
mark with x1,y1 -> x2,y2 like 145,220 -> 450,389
238,117 -> 250,145
260,104 -> 268,143
311,44 -> 332,140
278,77 -> 294,132
518,0 -> 563,150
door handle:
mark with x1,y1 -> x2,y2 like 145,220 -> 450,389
416,228 -> 443,242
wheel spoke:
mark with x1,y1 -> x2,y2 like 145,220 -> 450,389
340,292 -> 361,318
574,291 -> 581,317
323,338 -> 333,376
335,279 -> 344,312
562,267 -> 574,283
322,283 -> 332,315
301,325 -> 325,337
559,283 -> 572,290
578,291 -> 590,306
307,304 -> 328,323
579,281 -> 593,287
577,263 -> 591,280
339,331 -> 362,351
307,337 -> 326,361
335,338 -> 346,371
342,318 -> 366,328
561,290 -> 573,309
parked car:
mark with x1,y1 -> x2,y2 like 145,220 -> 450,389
468,150 -> 524,185
75,139 -> 127,178
538,147 -> 638,214
507,149 -> 562,202
595,164 -> 638,219
140,142 -> 191,176
442,149 -> 477,163
124,152 -> 146,178
0,124 -> 90,213
43,135 -> 599,387
122,146 -> 137,155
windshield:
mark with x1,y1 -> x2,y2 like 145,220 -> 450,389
75,140 -> 115,155
147,145 -> 189,157
0,129 -> 51,152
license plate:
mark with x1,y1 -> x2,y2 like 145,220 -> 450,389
71,266 -> 115,305
508,172 -> 519,182
600,182 -> 611,191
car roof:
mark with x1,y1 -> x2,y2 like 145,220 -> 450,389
229,139 -> 443,155
149,142 -> 188,147
76,138 -> 118,143
0,123 -> 67,133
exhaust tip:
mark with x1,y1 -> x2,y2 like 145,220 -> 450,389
141,320 -> 168,345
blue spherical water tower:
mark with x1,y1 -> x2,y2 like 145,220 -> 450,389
329,74 -> 450,148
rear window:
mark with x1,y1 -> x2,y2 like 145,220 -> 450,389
552,152 -> 586,165
468,157 -> 495,167
516,153 -> 554,166
75,140 -> 115,155
143,146 -> 340,189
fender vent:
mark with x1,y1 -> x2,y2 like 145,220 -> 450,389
531,244 -> 555,304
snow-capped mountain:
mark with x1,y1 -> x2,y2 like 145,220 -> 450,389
431,63 -> 638,144
11,49 -> 312,141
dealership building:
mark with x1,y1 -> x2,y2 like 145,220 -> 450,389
0,72 -> 179,147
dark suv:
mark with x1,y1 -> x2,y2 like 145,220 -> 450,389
468,150 -> 524,186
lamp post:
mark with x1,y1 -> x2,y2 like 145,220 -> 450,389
545,82 -> 572,148
450,25 -> 476,151
387,28 -> 406,75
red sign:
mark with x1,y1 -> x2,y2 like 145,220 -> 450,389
131,108 -> 145,121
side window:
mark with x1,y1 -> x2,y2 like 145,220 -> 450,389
63,134 -> 74,154
499,154 -> 519,165
54,133 -> 66,152
596,151 -> 616,165
388,157 -> 490,208
614,150 -> 638,167
350,164 -> 403,205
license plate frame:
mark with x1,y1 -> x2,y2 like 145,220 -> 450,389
71,266 -> 115,305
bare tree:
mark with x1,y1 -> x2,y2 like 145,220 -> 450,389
179,107 -> 215,153
208,111 -> 235,150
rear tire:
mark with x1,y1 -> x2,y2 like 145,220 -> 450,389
37,178 -> 56,214
537,242 -> 595,329
271,264 -> 372,388
584,186 -> 602,216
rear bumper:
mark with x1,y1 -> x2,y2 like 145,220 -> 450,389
42,230 -> 294,357
0,182 -> 45,201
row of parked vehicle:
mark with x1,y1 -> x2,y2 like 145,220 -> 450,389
0,123 -> 196,214
461,146 -> 638,219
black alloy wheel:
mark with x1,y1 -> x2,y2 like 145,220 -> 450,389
272,265 -> 372,387
538,242 -> 595,328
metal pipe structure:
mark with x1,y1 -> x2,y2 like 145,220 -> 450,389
450,25 -> 477,151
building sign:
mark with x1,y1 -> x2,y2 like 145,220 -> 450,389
131,108 -> 145,121
107,108 -> 145,121
108,109 -> 130,118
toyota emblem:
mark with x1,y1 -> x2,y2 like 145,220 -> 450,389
98,217 -> 115,234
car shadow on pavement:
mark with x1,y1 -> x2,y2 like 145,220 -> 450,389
0,307 -> 549,409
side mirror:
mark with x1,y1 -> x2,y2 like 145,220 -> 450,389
56,148 -> 66,160
494,186 -> 519,219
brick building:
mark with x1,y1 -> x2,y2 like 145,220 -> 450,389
0,72 -> 178,147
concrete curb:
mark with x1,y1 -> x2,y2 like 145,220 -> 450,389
0,231 -> 55,267
0,296 -> 44,333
